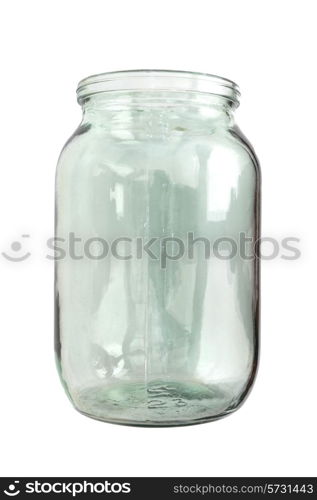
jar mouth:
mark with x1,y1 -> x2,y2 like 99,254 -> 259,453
77,69 -> 240,105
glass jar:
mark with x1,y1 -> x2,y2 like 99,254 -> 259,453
55,70 -> 260,426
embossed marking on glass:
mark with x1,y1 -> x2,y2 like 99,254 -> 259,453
55,70 -> 260,426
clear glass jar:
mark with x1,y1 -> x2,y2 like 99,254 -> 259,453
55,70 -> 260,426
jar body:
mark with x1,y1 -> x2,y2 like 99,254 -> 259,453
55,77 -> 260,426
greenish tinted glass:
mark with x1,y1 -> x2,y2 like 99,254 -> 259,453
55,70 -> 260,426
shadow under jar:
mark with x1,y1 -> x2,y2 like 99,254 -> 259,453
55,70 -> 260,426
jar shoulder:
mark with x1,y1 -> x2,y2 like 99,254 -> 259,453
228,124 -> 261,176
56,121 -> 260,179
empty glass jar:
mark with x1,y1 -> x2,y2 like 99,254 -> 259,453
55,70 -> 260,426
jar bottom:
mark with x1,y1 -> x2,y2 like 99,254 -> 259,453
71,380 -> 241,427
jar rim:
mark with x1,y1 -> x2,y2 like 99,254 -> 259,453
77,69 -> 240,105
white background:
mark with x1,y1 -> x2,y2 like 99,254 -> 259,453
0,0 -> 316,477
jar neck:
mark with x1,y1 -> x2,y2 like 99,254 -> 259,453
80,91 -> 236,132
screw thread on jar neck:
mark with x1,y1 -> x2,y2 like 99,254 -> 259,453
77,69 -> 240,107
